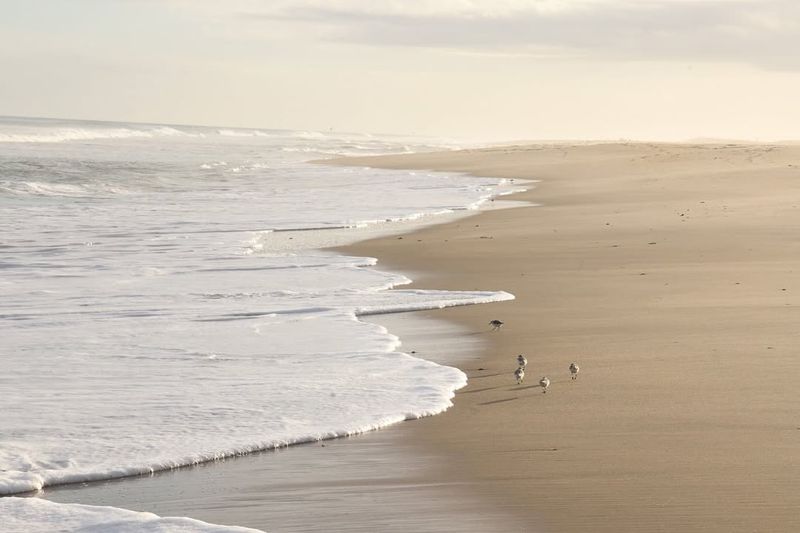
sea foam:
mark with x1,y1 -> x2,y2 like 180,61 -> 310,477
0,116 -> 522,529
0,125 -> 189,143
0,498 -> 264,533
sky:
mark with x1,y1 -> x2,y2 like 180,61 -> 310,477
1,0 -> 800,141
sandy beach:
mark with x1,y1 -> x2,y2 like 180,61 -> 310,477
7,3 -> 800,530
331,142 -> 800,532
39,141 -> 800,532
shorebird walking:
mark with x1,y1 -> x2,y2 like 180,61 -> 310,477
514,367 -> 525,385
517,354 -> 527,369
539,376 -> 550,393
569,362 -> 580,380
489,319 -> 504,331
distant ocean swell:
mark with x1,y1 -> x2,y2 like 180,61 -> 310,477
0,125 -> 192,143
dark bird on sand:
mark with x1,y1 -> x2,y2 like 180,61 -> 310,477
489,319 -> 504,331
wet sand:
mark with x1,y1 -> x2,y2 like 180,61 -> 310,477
331,142 -> 800,532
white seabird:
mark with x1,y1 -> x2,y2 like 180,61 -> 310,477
539,376 -> 550,393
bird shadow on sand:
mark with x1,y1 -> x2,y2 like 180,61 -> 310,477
495,447 -> 560,454
514,384 -> 545,391
468,372 -> 505,379
459,386 -> 502,394
478,397 -> 519,406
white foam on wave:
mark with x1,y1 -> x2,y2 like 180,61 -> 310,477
0,117 -> 528,530
199,161 -> 229,169
357,289 -> 514,315
0,286 -> 511,496
0,180 -> 135,197
0,498 -> 264,533
218,129 -> 271,137
0,125 -> 191,144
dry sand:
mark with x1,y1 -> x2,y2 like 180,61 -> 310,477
330,142 -> 800,532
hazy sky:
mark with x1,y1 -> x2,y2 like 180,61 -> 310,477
2,0 -> 800,140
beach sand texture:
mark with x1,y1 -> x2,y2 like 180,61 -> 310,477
332,143 -> 800,532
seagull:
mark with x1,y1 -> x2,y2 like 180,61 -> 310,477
514,367 -> 525,384
569,362 -> 580,380
517,354 -> 527,369
489,319 -> 504,331
539,376 -> 550,393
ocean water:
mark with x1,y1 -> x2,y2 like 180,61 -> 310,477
0,117 -> 516,531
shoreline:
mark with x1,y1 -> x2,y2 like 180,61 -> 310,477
33,141 -> 800,532
36,169 -> 527,531
330,142 -> 800,532
41,311 -> 519,532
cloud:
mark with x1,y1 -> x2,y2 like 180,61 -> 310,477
216,0 -> 800,70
